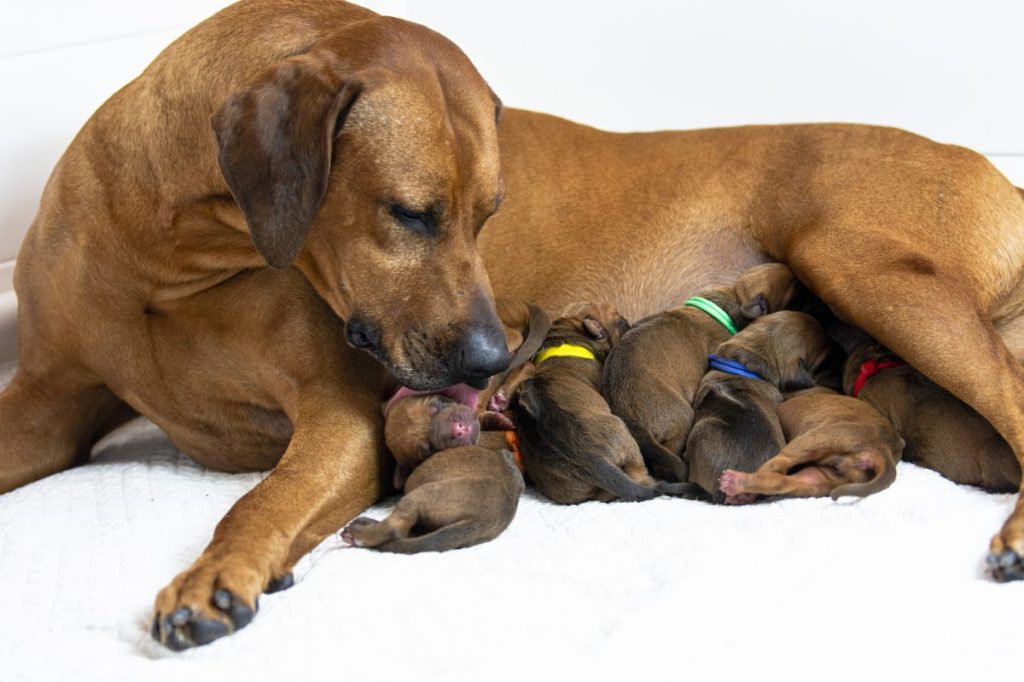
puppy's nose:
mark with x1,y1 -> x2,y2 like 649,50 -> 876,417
451,420 -> 471,439
345,316 -> 382,354
457,324 -> 512,385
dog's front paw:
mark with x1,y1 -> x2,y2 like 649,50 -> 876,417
987,532 -> 1024,582
151,554 -> 287,650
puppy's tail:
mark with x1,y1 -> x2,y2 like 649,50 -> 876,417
829,449 -> 898,500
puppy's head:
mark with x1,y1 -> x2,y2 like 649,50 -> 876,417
213,18 -> 509,389
714,311 -> 831,391
384,394 -> 480,488
549,302 -> 631,358
732,262 -> 799,322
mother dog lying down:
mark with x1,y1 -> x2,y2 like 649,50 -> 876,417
2,0 -> 1024,650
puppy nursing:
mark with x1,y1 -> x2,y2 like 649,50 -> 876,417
604,263 -> 800,482
514,302 -> 698,504
719,387 -> 903,502
684,311 -> 831,503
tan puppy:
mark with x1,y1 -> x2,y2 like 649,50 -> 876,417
844,340 -> 1022,501
718,387 -> 903,502
684,311 -> 831,503
340,442 -> 524,553
513,303 -> 698,504
8,0 -> 1024,649
604,262 -> 799,482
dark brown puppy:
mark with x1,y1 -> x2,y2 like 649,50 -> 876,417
604,262 -> 799,482
340,441 -> 524,553
718,387 -> 903,502
684,311 -> 831,503
513,302 -> 698,504
844,340 -> 1021,499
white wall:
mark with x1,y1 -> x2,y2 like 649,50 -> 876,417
1,0 -> 1022,310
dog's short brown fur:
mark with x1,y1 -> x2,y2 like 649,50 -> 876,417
340,441 -> 523,553
718,387 -> 903,502
7,0 -> 1024,650
684,311 -> 831,503
604,262 -> 799,482
513,303 -> 697,504
845,341 -> 1021,496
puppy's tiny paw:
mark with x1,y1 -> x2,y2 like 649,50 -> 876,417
719,469 -> 747,497
340,517 -> 377,547
487,391 -> 509,413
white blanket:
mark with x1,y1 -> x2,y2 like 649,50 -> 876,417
0,363 -> 1020,682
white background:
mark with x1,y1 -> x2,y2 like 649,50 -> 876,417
1,0 -> 1023,290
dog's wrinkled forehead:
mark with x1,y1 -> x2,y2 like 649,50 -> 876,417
343,77 -> 501,212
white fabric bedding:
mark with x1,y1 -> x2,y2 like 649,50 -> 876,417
0,363 -> 1020,682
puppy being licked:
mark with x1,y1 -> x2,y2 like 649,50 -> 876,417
684,311 -> 832,503
513,302 -> 699,504
718,387 -> 903,502
604,262 -> 799,482
345,391 -> 524,553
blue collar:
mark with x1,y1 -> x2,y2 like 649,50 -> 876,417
708,354 -> 763,380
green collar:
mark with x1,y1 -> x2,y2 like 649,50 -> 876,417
684,297 -> 738,335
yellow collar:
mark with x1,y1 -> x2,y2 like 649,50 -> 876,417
534,343 -> 597,367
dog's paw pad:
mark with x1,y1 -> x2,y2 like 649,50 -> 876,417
264,573 -> 294,594
719,470 -> 746,497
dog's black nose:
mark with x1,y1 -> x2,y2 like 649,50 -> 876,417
345,317 -> 382,354
457,324 -> 511,386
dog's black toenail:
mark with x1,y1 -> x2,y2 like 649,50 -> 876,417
998,549 -> 1017,568
986,553 -> 999,567
189,618 -> 229,646
151,615 -> 161,640
228,599 -> 255,630
213,588 -> 233,611
265,573 -> 294,594
169,607 -> 192,627
165,626 -> 191,651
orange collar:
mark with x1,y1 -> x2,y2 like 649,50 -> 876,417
503,430 -> 525,473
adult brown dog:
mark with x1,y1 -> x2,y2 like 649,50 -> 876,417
603,262 -> 799,482
718,387 -> 903,501
5,0 -> 1024,651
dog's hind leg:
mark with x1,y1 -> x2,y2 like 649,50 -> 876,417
0,364 -> 123,493
791,231 -> 1024,580
369,519 -> 481,553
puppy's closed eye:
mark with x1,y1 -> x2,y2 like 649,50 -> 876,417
583,316 -> 606,339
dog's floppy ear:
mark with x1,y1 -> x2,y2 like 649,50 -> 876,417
739,294 -> 768,321
781,358 -> 818,392
734,263 -> 797,318
212,56 -> 363,269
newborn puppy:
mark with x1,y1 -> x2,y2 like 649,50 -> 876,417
341,443 -> 524,553
684,311 -> 832,503
844,339 -> 1020,492
604,262 -> 799,482
718,387 -> 903,502
513,302 -> 698,504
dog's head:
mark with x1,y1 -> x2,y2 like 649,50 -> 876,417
384,393 -> 480,489
732,262 -> 799,322
212,17 -> 509,389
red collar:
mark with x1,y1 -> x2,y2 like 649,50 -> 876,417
852,358 -> 908,397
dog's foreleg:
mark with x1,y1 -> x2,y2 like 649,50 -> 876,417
151,385 -> 387,650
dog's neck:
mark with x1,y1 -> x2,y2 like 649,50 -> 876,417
534,327 -> 606,389
691,286 -> 745,333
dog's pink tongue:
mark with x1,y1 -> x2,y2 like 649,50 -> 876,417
384,383 -> 480,417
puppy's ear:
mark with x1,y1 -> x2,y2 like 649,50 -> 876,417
393,463 -> 412,491
739,294 -> 768,321
583,316 -> 607,340
512,379 -> 543,420
212,55 -> 366,268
